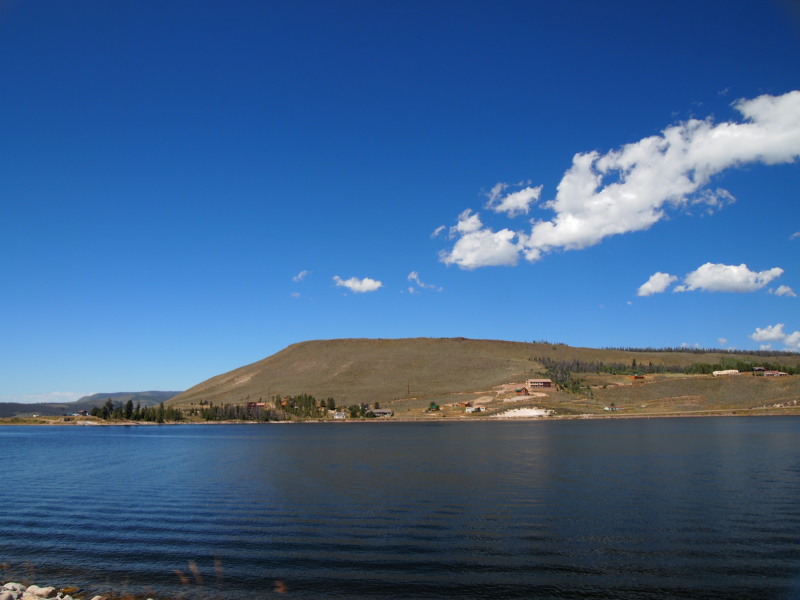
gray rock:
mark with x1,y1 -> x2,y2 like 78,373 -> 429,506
23,586 -> 56,598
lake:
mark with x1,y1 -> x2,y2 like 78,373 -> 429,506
1,417 -> 799,599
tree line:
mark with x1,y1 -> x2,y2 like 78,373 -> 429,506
536,356 -> 798,383
190,394 -> 345,421
89,399 -> 183,422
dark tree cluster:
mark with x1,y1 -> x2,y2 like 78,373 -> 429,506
536,356 -> 799,381
603,346 -> 799,358
90,399 -> 183,423
190,394 -> 338,421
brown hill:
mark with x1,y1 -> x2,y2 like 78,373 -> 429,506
167,338 -> 800,415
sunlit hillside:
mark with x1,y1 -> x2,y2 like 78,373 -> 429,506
168,338 -> 800,416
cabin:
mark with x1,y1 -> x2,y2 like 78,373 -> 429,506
764,371 -> 788,377
515,387 -> 529,395
526,378 -> 553,390
371,408 -> 393,417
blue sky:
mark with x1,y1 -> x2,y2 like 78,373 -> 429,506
2,1 -> 799,403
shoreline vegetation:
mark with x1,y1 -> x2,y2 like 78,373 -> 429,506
3,403 -> 799,426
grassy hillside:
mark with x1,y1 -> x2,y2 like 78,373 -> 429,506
168,338 -> 800,417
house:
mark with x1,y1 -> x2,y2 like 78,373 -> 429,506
712,370 -> 739,377
526,378 -> 553,390
371,409 -> 393,417
466,406 -> 485,413
515,387 -> 529,395
333,411 -> 347,419
631,374 -> 646,380
764,370 -> 788,377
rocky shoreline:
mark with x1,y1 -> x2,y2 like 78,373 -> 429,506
1,582 -> 153,600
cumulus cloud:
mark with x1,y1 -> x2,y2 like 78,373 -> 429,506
674,263 -> 783,293
407,271 -> 442,292
439,210 -> 520,269
440,91 -> 800,268
333,275 -> 382,293
292,270 -> 309,282
770,285 -> 797,297
637,272 -> 678,296
750,323 -> 800,350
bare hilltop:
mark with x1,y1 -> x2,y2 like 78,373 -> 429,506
167,338 -> 800,419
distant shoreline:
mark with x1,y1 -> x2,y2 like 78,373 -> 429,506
2,407 -> 799,427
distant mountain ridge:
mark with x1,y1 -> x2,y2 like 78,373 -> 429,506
0,391 -> 181,418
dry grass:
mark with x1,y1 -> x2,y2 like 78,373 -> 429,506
167,338 -> 800,417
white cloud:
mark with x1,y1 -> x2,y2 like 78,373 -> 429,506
486,182 -> 543,217
440,91 -> 800,268
770,285 -> 797,297
290,292 -> 301,299
440,210 -> 520,269
750,323 -> 800,350
333,275 -> 383,293
407,271 -> 442,292
791,231 -> 800,240
430,225 -> 446,239
674,263 -> 783,293
292,270 -> 309,282
637,272 -> 678,296
717,337 -> 728,346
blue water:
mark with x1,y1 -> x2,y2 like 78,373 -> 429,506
1,418 -> 800,599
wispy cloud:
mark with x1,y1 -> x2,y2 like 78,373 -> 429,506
430,225 -> 446,239
292,270 -> 310,282
333,275 -> 383,293
407,271 -> 443,293
440,91 -> 800,269
485,182 -> 543,217
750,323 -> 800,351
